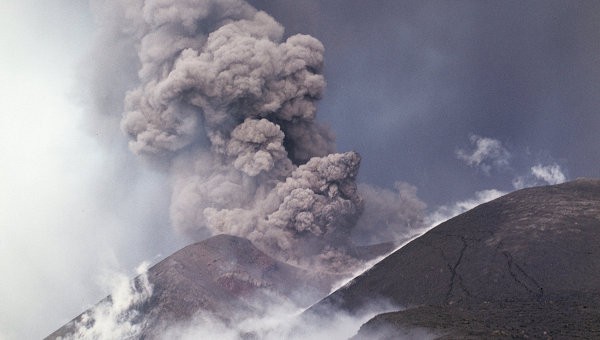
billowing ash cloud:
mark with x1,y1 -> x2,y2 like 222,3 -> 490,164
88,0 -> 421,274
352,182 -> 426,246
121,3 -> 333,162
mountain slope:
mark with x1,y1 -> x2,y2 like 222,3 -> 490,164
310,179 -> 600,338
46,234 -> 342,339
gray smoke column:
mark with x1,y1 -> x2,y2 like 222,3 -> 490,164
90,0 -> 376,273
120,0 -> 332,161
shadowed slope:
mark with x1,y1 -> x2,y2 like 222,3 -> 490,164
310,179 -> 600,338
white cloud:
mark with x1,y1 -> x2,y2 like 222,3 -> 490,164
511,175 -> 527,190
456,135 -> 511,174
512,163 -> 568,189
531,163 -> 566,185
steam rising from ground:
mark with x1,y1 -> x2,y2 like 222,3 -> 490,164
63,263 -> 411,340
62,263 -> 152,340
531,163 -> 566,185
159,301 -> 399,340
90,0 -> 425,273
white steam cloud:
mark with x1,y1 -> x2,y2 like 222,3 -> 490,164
158,298 -> 400,340
456,134 -> 511,174
61,262 -> 153,340
456,134 -> 569,190
513,163 -> 568,189
531,163 -> 566,185
56,261 -> 414,340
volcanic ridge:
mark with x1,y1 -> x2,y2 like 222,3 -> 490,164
311,178 -> 600,338
48,179 -> 600,339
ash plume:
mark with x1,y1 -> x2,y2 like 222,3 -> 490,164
90,0 -> 423,275
352,182 -> 426,246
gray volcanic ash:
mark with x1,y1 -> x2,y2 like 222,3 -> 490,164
89,0 -> 424,275
46,0 -> 428,338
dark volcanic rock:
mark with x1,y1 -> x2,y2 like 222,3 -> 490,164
311,179 -> 600,338
355,294 -> 600,339
141,234 -> 333,320
46,234 -> 343,339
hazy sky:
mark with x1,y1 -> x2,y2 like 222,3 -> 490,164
249,0 -> 600,204
0,2 -> 184,338
1,1 -> 599,338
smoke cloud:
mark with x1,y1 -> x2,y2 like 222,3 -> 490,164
352,182 -> 426,246
88,0 -> 424,277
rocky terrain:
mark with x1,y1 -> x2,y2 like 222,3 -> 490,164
46,234 -> 392,339
46,235 -> 345,339
355,294 -> 600,339
47,179 -> 600,338
310,179 -> 600,338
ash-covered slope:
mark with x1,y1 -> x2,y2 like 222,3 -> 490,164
46,234 -> 346,339
311,179 -> 600,338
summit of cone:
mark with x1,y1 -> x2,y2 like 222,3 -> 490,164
46,233 -> 391,339
46,234 -> 342,339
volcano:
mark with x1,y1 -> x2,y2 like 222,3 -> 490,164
46,234 -> 391,339
309,179 -> 600,338
46,234 -> 345,339
47,179 -> 600,338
